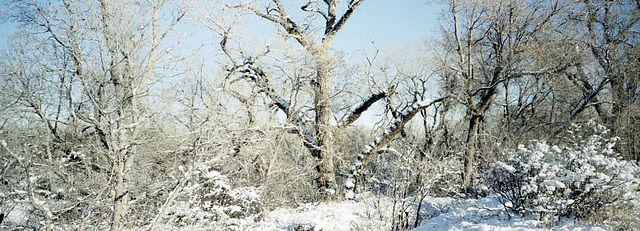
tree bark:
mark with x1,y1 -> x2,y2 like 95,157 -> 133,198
462,114 -> 481,187
313,46 -> 337,192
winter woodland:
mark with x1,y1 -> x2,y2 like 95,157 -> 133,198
0,0 -> 638,230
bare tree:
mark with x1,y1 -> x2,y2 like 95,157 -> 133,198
195,0 -> 391,197
0,31 -> 64,144
3,0 -> 185,229
438,0 -> 571,187
568,0 -> 640,161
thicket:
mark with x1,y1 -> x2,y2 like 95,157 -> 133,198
485,121 -> 640,228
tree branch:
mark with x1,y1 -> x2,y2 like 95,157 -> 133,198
323,0 -> 364,42
302,1 -> 330,21
239,63 -> 321,157
232,1 -> 310,47
337,85 -> 394,130
345,96 -> 447,199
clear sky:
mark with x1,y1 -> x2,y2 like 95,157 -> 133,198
0,22 -> 15,46
0,1 -> 443,52
332,1 -> 442,53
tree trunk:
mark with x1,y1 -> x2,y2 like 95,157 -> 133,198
110,75 -> 137,231
313,46 -> 336,195
237,0 -> 365,196
463,114 -> 481,187
111,148 -> 133,231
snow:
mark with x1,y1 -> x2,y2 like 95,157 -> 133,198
204,170 -> 222,179
414,195 -> 555,231
230,186 -> 261,200
344,178 -> 355,189
484,130 -> 640,225
29,175 -> 40,182
245,194 -> 606,231
362,145 -> 372,154
417,99 -> 433,107
495,161 -> 517,173
325,187 -> 336,195
254,200 -> 386,231
4,204 -> 31,226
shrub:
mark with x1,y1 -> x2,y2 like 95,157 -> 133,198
164,164 -> 263,230
485,122 -> 639,224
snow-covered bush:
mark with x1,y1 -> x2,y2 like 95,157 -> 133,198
164,165 -> 263,230
485,122 -> 639,224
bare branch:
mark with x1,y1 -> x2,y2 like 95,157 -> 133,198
301,1 -> 330,21
238,63 -> 322,157
323,0 -> 364,43
231,1 -> 310,47
345,96 -> 448,199
337,85 -> 395,130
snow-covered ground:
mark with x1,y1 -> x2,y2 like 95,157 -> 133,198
412,196 -> 604,231
0,193 -> 611,230
247,194 -> 606,231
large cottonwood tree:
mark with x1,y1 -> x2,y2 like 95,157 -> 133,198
205,0 -> 371,195
196,0 -> 448,198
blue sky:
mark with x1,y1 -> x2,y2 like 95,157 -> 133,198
332,1 -> 442,53
0,1 -> 442,52
0,22 -> 15,46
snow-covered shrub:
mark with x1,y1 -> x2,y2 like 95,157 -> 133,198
485,122 -> 639,224
164,166 -> 263,229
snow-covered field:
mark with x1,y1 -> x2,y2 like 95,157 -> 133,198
209,194 -> 606,231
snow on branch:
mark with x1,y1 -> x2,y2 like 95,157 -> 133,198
239,63 -> 321,157
337,85 -> 395,130
344,96 -> 448,200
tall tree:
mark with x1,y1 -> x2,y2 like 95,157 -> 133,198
439,0 -> 569,187
209,0 -> 374,196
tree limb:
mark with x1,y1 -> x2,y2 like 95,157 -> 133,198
239,63 -> 321,157
323,0 -> 364,42
301,1 -> 330,21
337,85 -> 394,130
345,96 -> 448,199
233,1 -> 310,47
